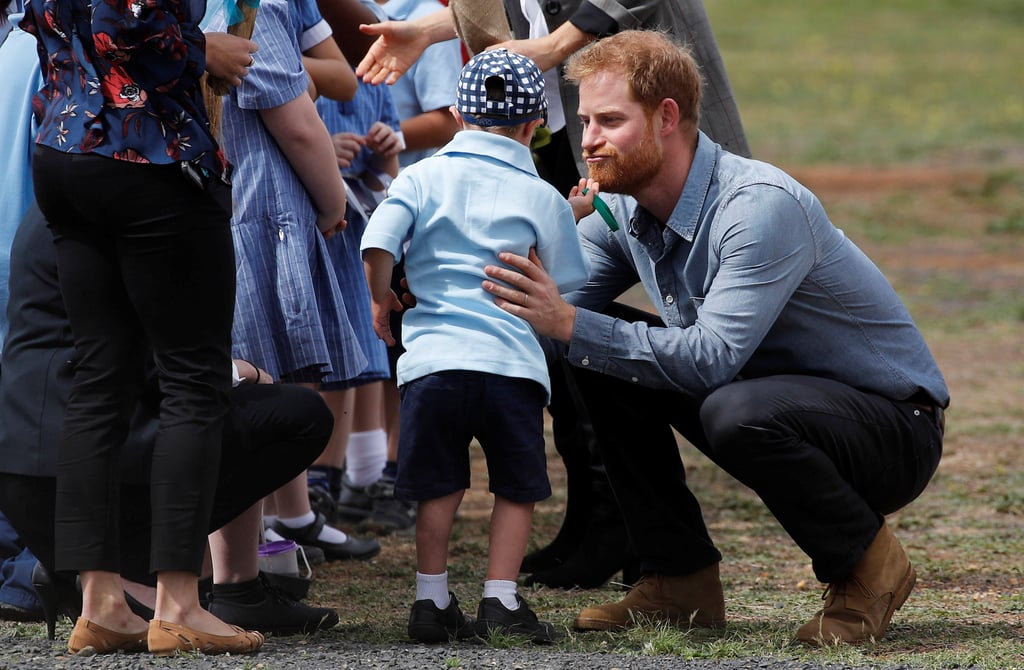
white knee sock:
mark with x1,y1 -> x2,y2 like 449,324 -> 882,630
482,579 -> 519,610
416,571 -> 450,609
346,429 -> 388,487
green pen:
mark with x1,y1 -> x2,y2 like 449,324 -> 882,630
581,188 -> 619,232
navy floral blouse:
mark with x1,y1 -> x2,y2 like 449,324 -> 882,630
20,0 -> 229,178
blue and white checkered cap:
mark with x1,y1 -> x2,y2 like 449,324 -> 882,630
456,48 -> 547,127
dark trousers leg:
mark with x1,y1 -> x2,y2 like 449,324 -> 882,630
0,384 -> 331,584
700,375 -> 942,582
34,148 -> 236,575
568,365 -> 722,576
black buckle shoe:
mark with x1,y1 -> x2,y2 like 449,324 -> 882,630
272,513 -> 381,561
408,593 -> 476,643
475,595 -> 557,643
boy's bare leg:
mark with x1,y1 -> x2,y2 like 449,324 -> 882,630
487,497 -> 533,582
415,490 -> 464,574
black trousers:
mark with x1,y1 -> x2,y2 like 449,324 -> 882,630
0,383 -> 332,585
568,314 -> 943,583
32,147 -> 236,575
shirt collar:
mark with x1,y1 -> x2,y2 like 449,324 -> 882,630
631,130 -> 718,243
436,130 -> 540,178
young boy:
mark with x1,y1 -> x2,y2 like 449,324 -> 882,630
361,48 -> 590,643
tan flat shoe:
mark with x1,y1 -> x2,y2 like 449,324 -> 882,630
68,617 -> 148,655
147,618 -> 264,656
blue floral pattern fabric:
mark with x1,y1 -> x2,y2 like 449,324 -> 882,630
20,0 -> 228,179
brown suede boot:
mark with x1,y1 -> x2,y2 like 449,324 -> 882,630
574,564 -> 726,631
796,521 -> 916,645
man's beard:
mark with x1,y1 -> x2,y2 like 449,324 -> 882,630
585,122 -> 663,195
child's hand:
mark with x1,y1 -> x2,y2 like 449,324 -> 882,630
371,290 -> 404,346
331,132 -> 366,169
317,213 -> 347,239
365,121 -> 404,158
568,178 -> 599,222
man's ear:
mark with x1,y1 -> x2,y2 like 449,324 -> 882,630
656,97 -> 680,137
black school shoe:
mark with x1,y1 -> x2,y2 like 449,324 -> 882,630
272,512 -> 381,561
407,593 -> 476,643
474,595 -> 558,643
208,574 -> 339,636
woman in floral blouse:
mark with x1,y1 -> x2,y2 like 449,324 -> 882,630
18,0 -> 261,656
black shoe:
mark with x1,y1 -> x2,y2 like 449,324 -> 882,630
308,484 -> 339,524
272,513 -> 381,562
31,562 -> 80,640
0,599 -> 43,623
208,574 -> 339,636
359,479 -> 416,535
474,595 -> 557,643
407,593 -> 476,643
261,571 -> 311,602
523,518 -> 634,590
335,475 -> 373,524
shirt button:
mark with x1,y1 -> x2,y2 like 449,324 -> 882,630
581,356 -> 590,366
631,377 -> 639,383
665,295 -> 674,304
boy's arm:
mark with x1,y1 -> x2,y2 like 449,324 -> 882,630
260,94 -> 347,236
302,37 -> 357,101
362,247 -> 403,346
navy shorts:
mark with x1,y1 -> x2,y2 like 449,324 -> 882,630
395,371 -> 551,504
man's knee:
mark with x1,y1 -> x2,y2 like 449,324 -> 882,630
699,383 -> 775,464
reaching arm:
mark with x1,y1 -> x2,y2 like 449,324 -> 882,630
495,20 -> 594,73
260,94 -> 347,236
354,6 -> 457,85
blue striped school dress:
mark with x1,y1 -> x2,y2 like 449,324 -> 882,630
315,83 -> 400,389
212,0 -> 366,383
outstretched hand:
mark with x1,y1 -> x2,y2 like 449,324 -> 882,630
482,249 -> 576,343
355,21 -> 431,85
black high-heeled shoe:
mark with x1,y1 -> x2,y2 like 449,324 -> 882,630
31,562 -> 81,640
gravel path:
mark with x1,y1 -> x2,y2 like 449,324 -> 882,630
0,629 -> 913,670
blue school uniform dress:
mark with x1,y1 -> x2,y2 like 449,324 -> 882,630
316,82 -> 402,388
211,0 -> 366,383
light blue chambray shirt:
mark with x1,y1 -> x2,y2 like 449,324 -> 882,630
565,131 -> 949,406
362,130 -> 590,401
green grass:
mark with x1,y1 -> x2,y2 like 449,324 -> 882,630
706,0 -> 1024,167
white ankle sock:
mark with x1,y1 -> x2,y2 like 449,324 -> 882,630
346,429 -> 388,487
279,511 -> 349,543
482,579 -> 519,610
416,571 -> 450,609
